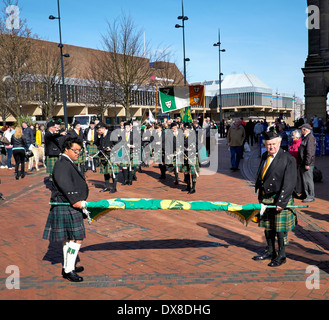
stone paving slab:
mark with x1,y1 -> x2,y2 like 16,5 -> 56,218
0,139 -> 329,300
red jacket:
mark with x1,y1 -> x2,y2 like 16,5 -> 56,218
289,138 -> 302,163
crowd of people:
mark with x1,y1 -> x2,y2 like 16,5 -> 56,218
0,113 -> 322,280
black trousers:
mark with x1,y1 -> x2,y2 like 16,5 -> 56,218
13,149 -> 25,174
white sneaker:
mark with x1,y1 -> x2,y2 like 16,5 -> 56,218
0,166 -> 5,168
8,167 -> 13,170
4,166 -> 8,168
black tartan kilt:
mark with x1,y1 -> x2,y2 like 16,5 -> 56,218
46,156 -> 59,174
42,205 -> 86,242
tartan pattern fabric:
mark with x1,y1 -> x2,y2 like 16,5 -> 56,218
259,196 -> 296,232
179,159 -> 200,174
45,156 -> 58,173
119,152 -> 141,168
42,205 -> 86,242
75,148 -> 86,165
99,161 -> 120,174
86,143 -> 99,157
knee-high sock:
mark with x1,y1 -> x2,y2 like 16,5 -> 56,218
276,232 -> 286,258
62,240 -> 69,270
265,230 -> 275,254
64,241 -> 81,273
112,175 -> 117,190
104,174 -> 110,188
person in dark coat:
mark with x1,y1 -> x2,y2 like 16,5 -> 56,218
43,137 -> 88,282
95,122 -> 120,193
252,131 -> 297,267
11,126 -> 28,180
22,121 -> 34,147
298,123 -> 317,202
67,121 -> 86,176
180,123 -> 200,194
45,120 -> 67,181
83,120 -> 99,172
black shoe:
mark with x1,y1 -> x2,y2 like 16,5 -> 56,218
15,173 -> 19,180
182,187 -> 190,192
62,271 -> 83,282
110,188 -> 117,193
21,172 -> 25,178
99,187 -> 110,193
252,251 -> 276,261
188,188 -> 195,194
174,179 -> 178,185
268,256 -> 286,267
62,266 -> 84,276
159,175 -> 166,180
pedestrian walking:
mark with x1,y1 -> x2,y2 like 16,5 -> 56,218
297,123 -> 316,203
227,119 -> 245,171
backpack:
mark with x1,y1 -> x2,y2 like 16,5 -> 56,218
313,166 -> 323,182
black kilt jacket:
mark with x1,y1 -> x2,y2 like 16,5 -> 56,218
45,131 -> 62,156
255,148 -> 297,209
50,155 -> 89,205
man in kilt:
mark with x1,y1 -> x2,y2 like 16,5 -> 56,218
120,121 -> 141,185
83,120 -> 99,172
152,124 -> 166,179
166,122 -> 183,185
95,122 -> 120,193
43,137 -> 88,282
252,130 -> 297,267
180,123 -> 200,194
67,121 -> 86,176
45,120 -> 67,181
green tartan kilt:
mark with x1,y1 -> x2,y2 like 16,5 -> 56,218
86,143 -> 99,157
259,197 -> 297,232
46,156 -> 59,173
153,149 -> 164,164
120,153 -> 141,168
99,161 -> 120,174
179,158 -> 200,174
42,205 -> 86,242
75,148 -> 86,165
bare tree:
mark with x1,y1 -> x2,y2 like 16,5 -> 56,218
32,42 -> 71,121
102,14 -> 169,120
0,0 -> 36,119
85,51 -> 115,119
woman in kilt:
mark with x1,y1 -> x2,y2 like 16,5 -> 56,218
180,123 -> 200,194
67,121 -> 86,176
252,131 -> 297,267
43,137 -> 88,282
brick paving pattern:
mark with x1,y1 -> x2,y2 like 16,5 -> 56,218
0,139 -> 329,300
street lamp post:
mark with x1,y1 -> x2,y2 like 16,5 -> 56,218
49,0 -> 70,129
175,0 -> 189,86
213,29 -> 226,137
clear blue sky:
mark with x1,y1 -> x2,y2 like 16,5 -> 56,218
15,0 -> 308,98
